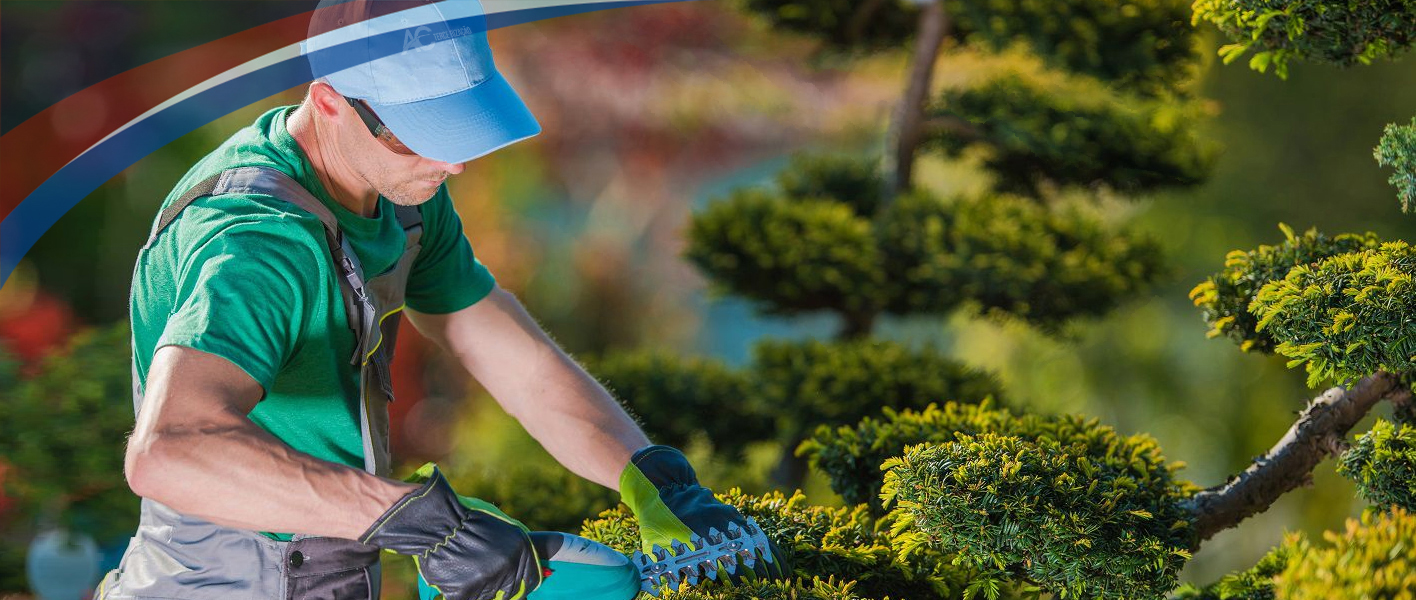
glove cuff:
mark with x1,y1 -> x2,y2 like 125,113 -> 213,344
359,465 -> 462,550
627,444 -> 699,490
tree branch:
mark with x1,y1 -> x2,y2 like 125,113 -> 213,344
1182,371 -> 1404,549
884,0 -> 950,200
921,113 -> 982,142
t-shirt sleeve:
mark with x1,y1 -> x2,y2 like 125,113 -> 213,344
404,187 -> 497,314
157,221 -> 325,394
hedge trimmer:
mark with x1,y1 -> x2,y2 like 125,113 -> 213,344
519,517 -> 777,599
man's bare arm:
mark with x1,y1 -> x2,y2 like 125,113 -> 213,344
407,285 -> 651,490
125,345 -> 416,539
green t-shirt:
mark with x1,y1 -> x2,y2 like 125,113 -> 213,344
130,105 -> 496,475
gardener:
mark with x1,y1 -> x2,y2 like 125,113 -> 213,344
98,0 -> 787,598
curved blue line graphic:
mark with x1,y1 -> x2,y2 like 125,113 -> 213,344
0,0 -> 693,286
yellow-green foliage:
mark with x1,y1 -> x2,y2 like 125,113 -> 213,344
753,339 -> 1001,444
686,186 -> 884,317
1338,418 -> 1416,512
876,191 -> 1167,331
1375,117 -> 1416,213
445,460 -> 620,534
928,72 -> 1213,196
1251,240 -> 1416,387
1193,0 -> 1416,78
1170,545 -> 1290,600
583,349 -> 772,459
0,324 -> 138,541
880,433 -> 1195,600
1190,225 -> 1381,355
1272,507 -> 1416,600
580,489 -> 1018,600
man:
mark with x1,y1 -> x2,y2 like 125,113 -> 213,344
99,0 -> 788,598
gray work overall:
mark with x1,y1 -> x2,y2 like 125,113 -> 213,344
99,166 -> 423,599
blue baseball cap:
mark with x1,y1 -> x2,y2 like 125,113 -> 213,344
302,0 -> 541,163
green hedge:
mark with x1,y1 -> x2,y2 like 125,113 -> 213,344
1190,225 -> 1381,355
878,429 -> 1194,599
580,489 -> 1021,600
443,460 -> 621,535
1376,117 -> 1416,213
1272,507 -> 1416,599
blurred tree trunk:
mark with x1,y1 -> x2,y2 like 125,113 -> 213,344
884,0 -> 950,200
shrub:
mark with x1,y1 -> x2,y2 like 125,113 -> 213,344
1193,0 -> 1416,78
444,460 -> 621,534
1190,225 -> 1381,354
1251,240 -> 1416,387
1272,507 -> 1416,599
774,153 -> 885,218
876,192 -> 1167,330
1170,545 -> 1290,600
1338,418 -> 1416,512
879,432 -> 1194,600
580,488 -> 1019,600
583,349 -> 772,459
1375,117 -> 1416,213
0,324 -> 138,541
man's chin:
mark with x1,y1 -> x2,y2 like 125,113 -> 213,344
383,184 -> 441,207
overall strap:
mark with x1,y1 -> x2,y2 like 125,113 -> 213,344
149,166 -> 380,369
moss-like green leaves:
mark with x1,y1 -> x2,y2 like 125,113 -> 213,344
0,324 -> 138,540
1193,0 -> 1416,78
927,73 -> 1214,196
1375,118 -> 1416,213
880,434 -> 1194,600
754,338 -> 1001,444
776,153 -> 885,218
583,350 -> 772,459
1250,240 -> 1416,387
1190,225 -> 1381,355
1272,507 -> 1416,599
580,489 -> 1005,600
877,192 -> 1167,330
686,187 -> 884,317
1338,418 -> 1416,512
1170,544 -> 1289,600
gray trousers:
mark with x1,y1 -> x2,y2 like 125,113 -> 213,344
96,499 -> 382,600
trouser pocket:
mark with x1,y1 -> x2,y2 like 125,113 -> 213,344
284,537 -> 382,600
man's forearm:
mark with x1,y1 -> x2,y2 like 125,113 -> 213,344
507,346 -> 651,490
127,415 -> 416,539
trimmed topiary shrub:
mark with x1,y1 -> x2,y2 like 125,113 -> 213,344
1271,507 -> 1416,599
1189,225 -> 1381,354
1170,544 -> 1290,600
582,349 -> 772,459
1375,117 -> 1416,214
580,488 -> 1020,600
1193,0 -> 1416,78
878,432 -> 1194,600
1338,418 -> 1416,512
444,460 -> 621,535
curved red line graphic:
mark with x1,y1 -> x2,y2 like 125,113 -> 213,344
0,10 -> 317,223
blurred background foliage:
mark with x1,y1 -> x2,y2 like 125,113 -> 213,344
5,0 -> 1416,597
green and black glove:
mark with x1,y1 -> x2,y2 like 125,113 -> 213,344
362,463 -> 543,600
619,445 -> 791,580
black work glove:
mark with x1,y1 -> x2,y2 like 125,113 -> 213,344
360,465 -> 542,600
619,445 -> 792,581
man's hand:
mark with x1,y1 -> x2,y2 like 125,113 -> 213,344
362,464 -> 543,600
618,445 -> 792,581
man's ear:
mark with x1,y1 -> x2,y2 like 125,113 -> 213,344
307,81 -> 348,121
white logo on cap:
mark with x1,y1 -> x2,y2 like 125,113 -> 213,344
404,26 -> 433,52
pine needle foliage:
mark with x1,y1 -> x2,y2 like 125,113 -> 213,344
876,192 -> 1167,330
753,339 -> 1001,446
0,324 -> 138,541
1375,117 -> 1416,213
927,73 -> 1213,196
1250,240 -> 1416,387
580,489 -> 1017,600
879,434 -> 1195,600
1271,507 -> 1416,600
1193,0 -> 1416,79
1189,225 -> 1381,354
1337,418 -> 1416,512
582,350 -> 773,459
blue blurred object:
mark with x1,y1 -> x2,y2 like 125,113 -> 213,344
26,529 -> 99,600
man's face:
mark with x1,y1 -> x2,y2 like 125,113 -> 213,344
336,101 -> 464,206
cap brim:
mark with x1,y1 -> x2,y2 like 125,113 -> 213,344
368,70 -> 541,164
